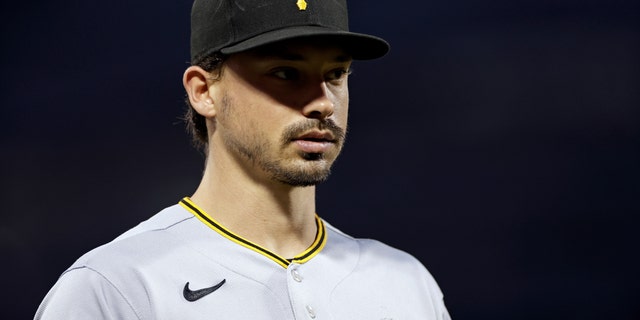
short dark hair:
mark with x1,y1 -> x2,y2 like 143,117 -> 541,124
183,53 -> 226,151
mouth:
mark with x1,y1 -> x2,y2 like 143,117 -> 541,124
293,131 -> 337,143
291,131 -> 337,154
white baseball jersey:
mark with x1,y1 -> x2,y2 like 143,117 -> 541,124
35,198 -> 451,320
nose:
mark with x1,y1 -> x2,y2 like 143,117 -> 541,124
301,82 -> 335,120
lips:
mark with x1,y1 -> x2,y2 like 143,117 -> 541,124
292,131 -> 337,153
295,131 -> 336,142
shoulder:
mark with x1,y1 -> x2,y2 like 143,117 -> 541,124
35,265 -> 142,320
321,220 -> 449,319
111,203 -> 194,241
323,220 -> 444,298
324,220 -> 429,270
36,204 -> 197,320
71,204 -> 193,268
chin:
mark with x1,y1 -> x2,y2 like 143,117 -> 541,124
271,159 -> 334,187
276,173 -> 331,187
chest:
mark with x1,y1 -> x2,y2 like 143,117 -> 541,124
134,261 -> 435,320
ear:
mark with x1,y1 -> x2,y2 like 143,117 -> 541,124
183,66 -> 218,118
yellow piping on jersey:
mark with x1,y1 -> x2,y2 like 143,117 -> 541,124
179,197 -> 326,269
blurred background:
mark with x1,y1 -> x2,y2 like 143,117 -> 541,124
2,0 -> 638,319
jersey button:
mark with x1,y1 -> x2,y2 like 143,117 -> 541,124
291,268 -> 303,282
305,305 -> 316,319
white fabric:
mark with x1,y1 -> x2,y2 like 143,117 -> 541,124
35,204 -> 451,320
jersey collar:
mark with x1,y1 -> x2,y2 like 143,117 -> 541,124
179,197 -> 326,269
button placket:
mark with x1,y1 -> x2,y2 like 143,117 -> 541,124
291,267 -> 303,282
305,305 -> 316,319
288,264 -> 320,319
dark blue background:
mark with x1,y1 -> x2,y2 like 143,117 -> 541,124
2,0 -> 639,319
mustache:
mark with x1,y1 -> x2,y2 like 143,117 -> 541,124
281,119 -> 346,144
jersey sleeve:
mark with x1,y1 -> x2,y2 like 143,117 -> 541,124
427,271 -> 452,320
405,256 -> 449,320
34,267 -> 141,320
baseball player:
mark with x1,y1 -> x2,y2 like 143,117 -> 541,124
35,0 -> 451,319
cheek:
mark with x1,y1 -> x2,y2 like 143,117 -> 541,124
332,87 -> 349,127
335,102 -> 349,128
230,99 -> 285,140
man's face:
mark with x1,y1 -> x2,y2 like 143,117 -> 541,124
210,40 -> 352,187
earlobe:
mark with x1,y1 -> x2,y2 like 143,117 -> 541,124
183,66 -> 217,118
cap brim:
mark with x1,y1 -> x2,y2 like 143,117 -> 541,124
219,26 -> 389,60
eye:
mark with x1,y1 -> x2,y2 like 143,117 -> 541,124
271,68 -> 300,80
326,68 -> 351,82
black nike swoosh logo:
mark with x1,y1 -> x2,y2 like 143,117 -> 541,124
183,279 -> 226,302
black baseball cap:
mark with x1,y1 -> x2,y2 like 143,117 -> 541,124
190,0 -> 390,63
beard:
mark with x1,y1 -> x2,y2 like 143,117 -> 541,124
218,95 -> 346,187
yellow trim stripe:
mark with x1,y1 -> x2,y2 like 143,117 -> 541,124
179,197 -> 326,269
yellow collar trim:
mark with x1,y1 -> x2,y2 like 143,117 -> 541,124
179,197 -> 326,269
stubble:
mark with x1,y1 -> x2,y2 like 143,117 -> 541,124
218,94 -> 346,187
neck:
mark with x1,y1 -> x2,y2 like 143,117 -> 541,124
190,150 -> 319,259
